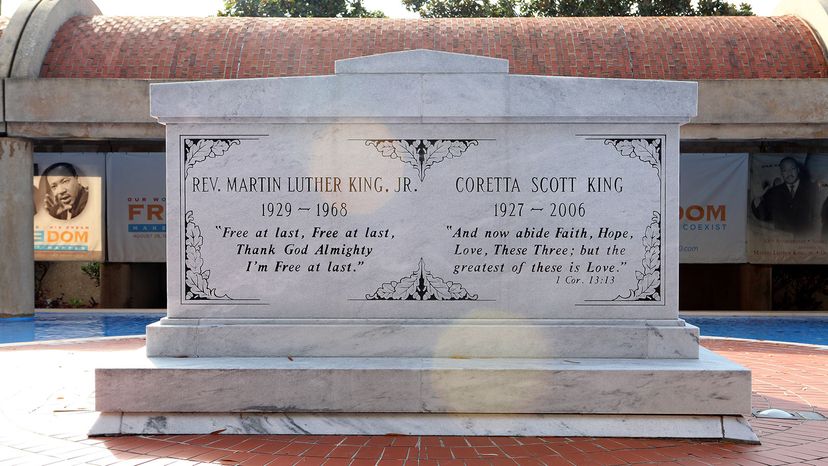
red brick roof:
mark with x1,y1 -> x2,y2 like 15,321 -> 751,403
40,16 -> 828,80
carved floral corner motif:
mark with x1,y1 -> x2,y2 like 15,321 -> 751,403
365,139 -> 478,181
615,211 -> 661,302
184,210 -> 230,300
366,258 -> 478,301
604,138 -> 661,179
184,138 -> 240,178
181,137 -> 242,301
601,137 -> 663,302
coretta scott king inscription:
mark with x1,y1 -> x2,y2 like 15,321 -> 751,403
178,132 -> 664,318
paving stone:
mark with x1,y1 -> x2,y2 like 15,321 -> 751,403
2,337 -> 828,464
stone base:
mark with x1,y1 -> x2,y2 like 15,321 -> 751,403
96,348 -> 750,435
146,318 -> 700,359
89,413 -> 759,443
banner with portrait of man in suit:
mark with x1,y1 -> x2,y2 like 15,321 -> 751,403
748,153 -> 828,264
33,153 -> 105,261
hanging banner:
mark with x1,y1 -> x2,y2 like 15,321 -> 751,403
33,153 -> 105,261
106,153 -> 166,262
748,153 -> 828,264
679,153 -> 748,263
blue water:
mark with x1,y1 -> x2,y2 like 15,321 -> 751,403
0,313 -> 164,344
683,316 -> 828,346
0,313 -> 826,346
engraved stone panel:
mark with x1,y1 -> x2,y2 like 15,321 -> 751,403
166,124 -> 677,321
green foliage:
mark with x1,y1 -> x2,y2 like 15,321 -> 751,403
555,0 -> 634,16
81,262 -> 101,287
636,0 -> 692,16
695,0 -> 753,16
405,0 -> 521,17
525,0 -> 616,16
219,0 -> 385,17
67,298 -> 85,308
404,0 -> 753,17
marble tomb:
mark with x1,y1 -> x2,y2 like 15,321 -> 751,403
94,50 -> 754,441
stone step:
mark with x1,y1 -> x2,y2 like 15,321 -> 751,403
146,319 -> 700,359
96,348 -> 749,416
89,412 -> 759,442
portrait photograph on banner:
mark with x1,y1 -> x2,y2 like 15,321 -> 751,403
33,153 -> 106,261
748,153 -> 828,264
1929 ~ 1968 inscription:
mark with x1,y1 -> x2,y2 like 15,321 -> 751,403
175,126 -> 666,319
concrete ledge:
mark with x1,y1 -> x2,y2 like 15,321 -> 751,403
96,348 -> 750,415
146,320 -> 700,359
7,122 -> 164,140
5,79 -> 158,123
89,412 -> 758,442
3,77 -> 164,139
4,76 -> 826,141
693,79 -> 828,125
682,123 -> 828,140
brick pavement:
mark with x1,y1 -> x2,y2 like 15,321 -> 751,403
0,337 -> 826,465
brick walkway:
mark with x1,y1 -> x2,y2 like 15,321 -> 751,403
0,337 -> 826,465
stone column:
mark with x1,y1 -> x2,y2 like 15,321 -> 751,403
0,138 -> 34,317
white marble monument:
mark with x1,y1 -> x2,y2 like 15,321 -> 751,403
95,50 -> 755,441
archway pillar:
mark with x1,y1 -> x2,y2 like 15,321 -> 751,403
0,138 -> 34,317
